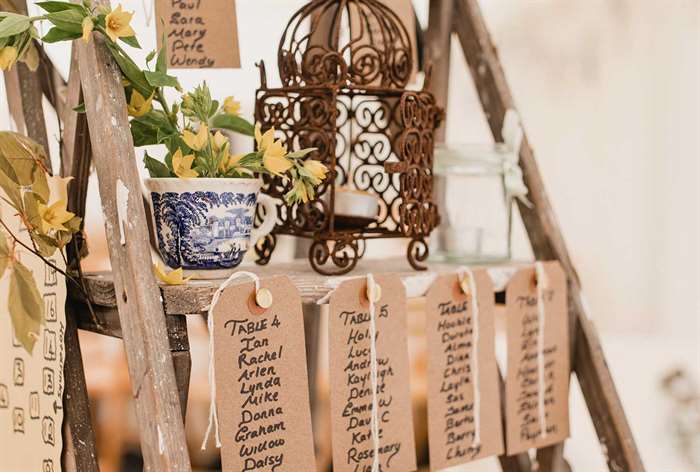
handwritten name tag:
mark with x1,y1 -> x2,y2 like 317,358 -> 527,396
425,270 -> 504,467
505,262 -> 570,454
328,275 -> 417,472
155,0 -> 241,69
211,276 -> 316,471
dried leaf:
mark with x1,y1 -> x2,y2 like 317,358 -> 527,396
0,131 -> 47,185
8,261 -> 45,354
0,230 -> 9,279
22,191 -> 42,232
32,164 -> 49,203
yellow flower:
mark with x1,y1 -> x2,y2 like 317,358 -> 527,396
38,200 -> 75,233
288,179 -> 309,203
219,152 -> 244,173
212,131 -> 228,152
172,149 -> 198,178
104,5 -> 135,43
263,140 -> 292,176
0,46 -> 18,71
47,175 -> 73,204
223,97 -> 241,115
303,159 -> 328,184
254,123 -> 275,152
182,125 -> 209,151
127,90 -> 153,117
153,263 -> 191,285
82,17 -> 94,43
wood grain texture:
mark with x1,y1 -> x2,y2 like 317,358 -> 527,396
76,24 -> 191,470
62,302 -> 100,472
80,259 -> 523,312
426,0 -> 454,144
452,1 -> 644,470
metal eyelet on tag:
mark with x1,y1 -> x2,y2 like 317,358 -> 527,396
366,283 -> 382,303
255,288 -> 273,309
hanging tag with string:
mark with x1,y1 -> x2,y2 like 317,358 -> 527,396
424,268 -> 505,467
327,274 -> 417,472
201,272 -> 316,471
504,262 -> 570,454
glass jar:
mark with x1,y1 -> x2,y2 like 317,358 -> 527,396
431,142 -> 528,263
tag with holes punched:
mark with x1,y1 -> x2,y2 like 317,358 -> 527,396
425,269 -> 504,468
504,262 -> 570,454
210,275 -> 316,471
328,274 -> 417,472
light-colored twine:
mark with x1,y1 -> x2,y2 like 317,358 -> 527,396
366,273 -> 381,472
457,267 -> 481,446
201,271 -> 261,450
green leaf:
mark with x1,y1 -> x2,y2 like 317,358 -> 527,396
130,109 -> 177,147
145,50 -> 156,63
0,230 -> 9,279
0,168 -> 21,209
143,70 -> 180,89
46,9 -> 84,34
156,32 -> 167,74
104,41 -> 152,98
210,114 -> 255,137
143,152 -> 172,178
36,1 -> 86,13
42,26 -> 81,43
72,102 -> 86,113
286,147 -> 317,159
120,35 -> 140,49
8,261 -> 45,354
0,13 -> 30,38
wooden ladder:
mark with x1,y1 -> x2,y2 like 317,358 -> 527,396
2,0 -> 644,470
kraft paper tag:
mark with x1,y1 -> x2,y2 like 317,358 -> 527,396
211,276 -> 316,471
0,196 -> 66,471
425,270 -> 504,468
328,275 -> 417,472
504,262 -> 570,454
155,0 -> 241,69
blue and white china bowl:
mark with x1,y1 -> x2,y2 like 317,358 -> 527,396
144,178 -> 276,278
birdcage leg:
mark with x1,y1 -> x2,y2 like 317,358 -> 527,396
254,234 -> 277,265
407,236 -> 429,270
308,236 -> 361,275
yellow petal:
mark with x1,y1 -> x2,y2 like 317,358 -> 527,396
46,175 -> 73,204
172,149 -> 198,178
82,17 -> 94,43
0,46 -> 18,71
254,123 -> 263,148
105,5 -> 135,42
223,96 -> 241,115
263,152 -> 292,176
212,131 -> 228,151
127,90 -> 153,117
153,263 -> 191,285
303,159 -> 328,183
182,124 -> 208,151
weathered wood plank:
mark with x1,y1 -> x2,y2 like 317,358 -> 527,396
452,1 -> 644,470
76,17 -> 191,470
80,259 -> 522,312
171,349 -> 191,423
426,0 -> 454,144
537,444 -> 571,472
62,302 -> 101,472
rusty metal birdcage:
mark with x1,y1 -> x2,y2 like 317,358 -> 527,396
254,0 -> 442,275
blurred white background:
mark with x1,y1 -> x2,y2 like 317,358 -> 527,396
1,0 -> 698,470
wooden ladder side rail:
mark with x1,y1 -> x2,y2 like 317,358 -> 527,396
452,0 -> 644,470
74,2 -> 192,468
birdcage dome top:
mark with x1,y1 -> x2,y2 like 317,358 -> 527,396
277,0 -> 414,89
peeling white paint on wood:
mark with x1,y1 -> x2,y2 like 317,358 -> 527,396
116,179 -> 129,246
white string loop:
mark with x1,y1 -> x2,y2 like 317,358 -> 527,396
535,262 -> 548,438
457,267 -> 481,447
201,271 -> 261,450
366,274 -> 381,472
